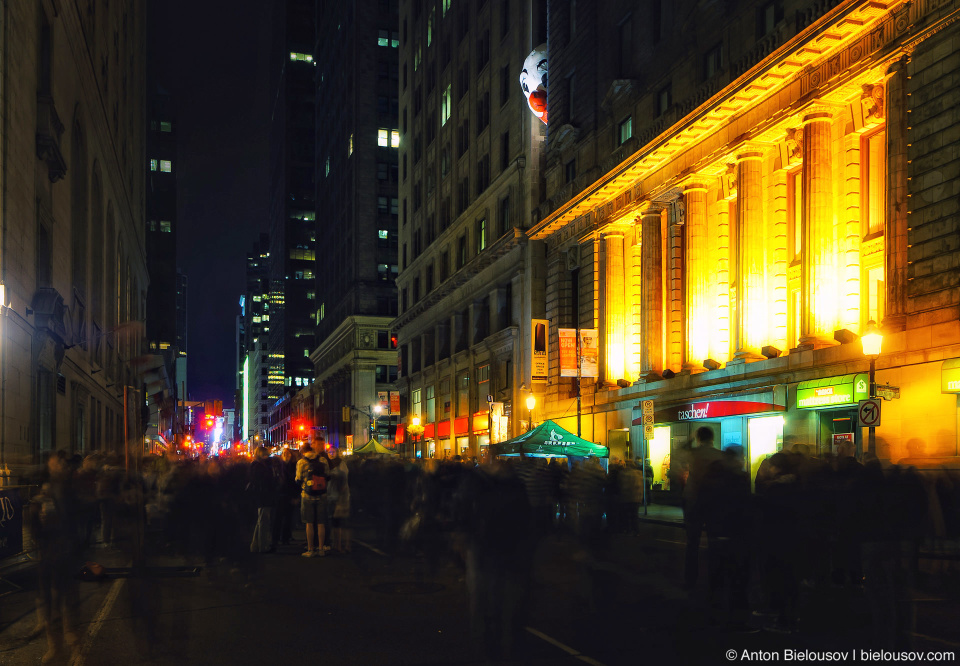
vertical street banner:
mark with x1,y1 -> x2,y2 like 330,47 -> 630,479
0,489 -> 23,559
389,391 -> 400,414
531,319 -> 549,383
377,391 -> 389,411
558,328 -> 578,377
579,329 -> 599,378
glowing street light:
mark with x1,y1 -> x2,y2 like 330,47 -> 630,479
525,394 -> 536,432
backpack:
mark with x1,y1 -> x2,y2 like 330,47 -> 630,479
303,456 -> 327,496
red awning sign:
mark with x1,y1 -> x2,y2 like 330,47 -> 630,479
632,399 -> 784,425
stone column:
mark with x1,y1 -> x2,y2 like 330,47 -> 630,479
667,213 -> 684,373
683,183 -> 708,372
603,230 -> 626,384
800,110 -> 838,348
733,150 -> 767,361
640,206 -> 663,378
884,58 -> 908,332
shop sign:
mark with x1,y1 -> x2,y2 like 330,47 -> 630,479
646,400 -> 784,424
796,374 -> 868,409
531,319 -> 548,382
942,359 -> 960,393
832,433 -> 854,455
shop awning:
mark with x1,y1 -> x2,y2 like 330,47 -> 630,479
424,422 -> 435,439
494,420 -> 609,458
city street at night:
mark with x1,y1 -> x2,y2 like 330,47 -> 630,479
2,0 -> 960,663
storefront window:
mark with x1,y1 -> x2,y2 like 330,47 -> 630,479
648,425 -> 671,490
748,415 -> 783,490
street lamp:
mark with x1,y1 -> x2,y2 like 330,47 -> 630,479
861,320 -> 883,456
372,404 -> 382,440
410,415 -> 422,459
525,394 -> 536,432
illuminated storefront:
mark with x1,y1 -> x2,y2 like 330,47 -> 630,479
531,0 -> 960,468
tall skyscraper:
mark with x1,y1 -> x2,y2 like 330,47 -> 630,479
311,1 -> 400,449
266,0 -> 317,443
394,0 -> 548,458
242,234 -> 273,442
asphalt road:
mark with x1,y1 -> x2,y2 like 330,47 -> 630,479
2,517 -> 959,666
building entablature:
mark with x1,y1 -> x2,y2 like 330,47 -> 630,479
530,0 -> 935,243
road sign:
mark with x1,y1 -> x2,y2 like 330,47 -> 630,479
642,400 -> 654,415
643,424 -> 655,439
642,414 -> 654,426
876,384 -> 900,401
858,399 -> 882,427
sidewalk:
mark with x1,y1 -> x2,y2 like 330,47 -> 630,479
636,502 -> 683,527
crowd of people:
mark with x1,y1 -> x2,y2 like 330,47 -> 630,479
17,430 -> 958,662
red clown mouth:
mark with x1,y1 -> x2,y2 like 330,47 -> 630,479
528,89 -> 547,113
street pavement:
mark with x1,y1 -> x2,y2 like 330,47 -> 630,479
1,512 -> 959,665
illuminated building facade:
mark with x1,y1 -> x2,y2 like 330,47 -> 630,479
242,234 -> 275,442
532,0 -> 960,476
1,0 -> 148,472
395,0 -> 549,459
311,0 -> 400,450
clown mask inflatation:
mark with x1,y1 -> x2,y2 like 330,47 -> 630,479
519,44 -> 548,125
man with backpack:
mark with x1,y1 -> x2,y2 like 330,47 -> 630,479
296,436 -> 330,557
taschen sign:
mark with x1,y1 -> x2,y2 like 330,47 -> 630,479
632,391 -> 785,426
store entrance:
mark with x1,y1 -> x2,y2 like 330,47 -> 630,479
817,408 -> 861,458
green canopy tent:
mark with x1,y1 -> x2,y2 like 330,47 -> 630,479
494,420 -> 609,458
352,438 -> 398,456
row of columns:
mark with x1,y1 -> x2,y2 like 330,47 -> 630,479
598,85 -> 907,381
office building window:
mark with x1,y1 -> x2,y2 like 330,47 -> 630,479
476,218 -> 487,253
618,116 -> 633,145
441,85 -> 452,125
149,159 -> 158,171
160,221 -> 171,233
656,84 -> 671,116
160,160 -> 172,173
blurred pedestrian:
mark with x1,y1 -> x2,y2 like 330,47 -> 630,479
272,447 -> 299,546
249,446 -> 277,553
682,426 -> 722,589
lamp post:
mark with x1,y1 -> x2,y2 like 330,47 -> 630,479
372,404 -> 382,440
860,320 -> 883,457
410,415 -> 423,459
525,394 -> 536,433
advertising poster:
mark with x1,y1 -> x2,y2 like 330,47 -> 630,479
531,319 -> 549,382
558,328 -> 578,377
390,391 -> 400,414
579,329 -> 599,378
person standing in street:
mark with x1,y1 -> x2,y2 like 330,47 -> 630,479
296,436 -> 330,557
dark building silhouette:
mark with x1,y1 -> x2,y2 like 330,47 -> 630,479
311,0 -> 401,450
265,0 -> 317,443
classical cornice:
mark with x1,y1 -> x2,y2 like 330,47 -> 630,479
392,228 -> 527,332
529,0 -> 923,242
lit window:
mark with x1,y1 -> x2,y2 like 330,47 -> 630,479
289,52 -> 314,63
304,349 -> 310,357
441,85 -> 452,125
160,220 -> 172,233
379,230 -> 389,239
348,133 -> 354,156
325,157 -> 330,177
150,159 -> 158,171
618,117 -> 633,146
320,303 -> 325,320
378,30 -> 390,47
160,160 -> 172,173
307,291 -> 315,300
391,130 -> 400,148
443,0 -> 451,16
148,220 -> 156,232
378,129 -> 389,147
391,32 -> 399,48
160,121 -> 173,132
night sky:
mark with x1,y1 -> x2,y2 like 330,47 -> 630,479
149,0 -> 276,407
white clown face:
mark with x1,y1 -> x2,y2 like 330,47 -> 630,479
519,44 -> 548,125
